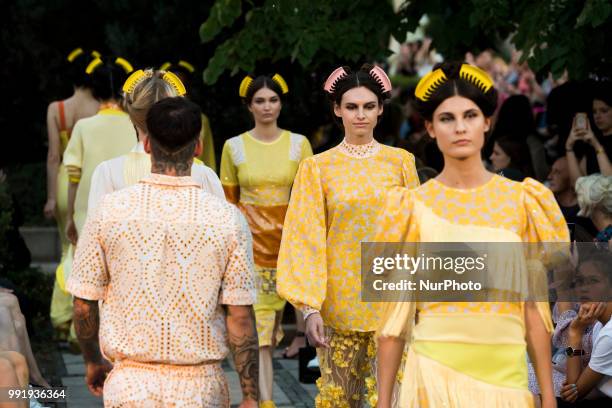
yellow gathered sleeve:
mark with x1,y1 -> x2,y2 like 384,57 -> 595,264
198,114 -> 217,172
277,158 -> 327,312
374,187 -> 420,341
521,177 -> 570,333
401,151 -> 420,189
220,141 -> 239,204
63,122 -> 83,182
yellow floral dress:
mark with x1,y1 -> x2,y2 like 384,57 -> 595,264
375,175 -> 569,408
277,139 -> 419,407
220,130 -> 312,346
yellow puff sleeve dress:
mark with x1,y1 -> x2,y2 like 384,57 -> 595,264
220,130 -> 312,346
375,175 -> 570,408
277,139 -> 419,406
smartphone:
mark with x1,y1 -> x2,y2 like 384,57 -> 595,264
574,113 -> 588,131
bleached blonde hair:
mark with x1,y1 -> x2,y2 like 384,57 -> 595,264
575,174 -> 612,217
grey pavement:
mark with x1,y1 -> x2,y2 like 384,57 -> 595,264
61,347 -> 317,407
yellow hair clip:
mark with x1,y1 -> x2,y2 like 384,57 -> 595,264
160,62 -> 172,71
67,48 -> 84,62
91,50 -> 102,58
85,58 -> 103,75
415,69 -> 448,101
162,71 -> 187,96
459,64 -> 494,93
272,73 -> 289,94
115,57 -> 134,74
122,70 -> 151,94
178,60 -> 195,73
239,75 -> 254,98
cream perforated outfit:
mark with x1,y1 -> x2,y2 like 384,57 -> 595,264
67,174 -> 256,407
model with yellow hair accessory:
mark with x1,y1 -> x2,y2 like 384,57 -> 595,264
222,72 -> 311,408
157,60 -> 217,170
47,48 -> 101,345
376,61 -> 566,408
88,68 -> 224,214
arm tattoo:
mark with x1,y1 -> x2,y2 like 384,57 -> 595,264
226,306 -> 259,401
73,297 -> 102,364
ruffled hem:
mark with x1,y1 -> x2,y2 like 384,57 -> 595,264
400,348 -> 534,408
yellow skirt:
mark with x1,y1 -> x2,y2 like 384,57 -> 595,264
399,347 -> 535,408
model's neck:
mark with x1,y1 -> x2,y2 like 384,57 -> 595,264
150,161 -> 191,177
344,132 -> 374,145
437,155 -> 492,189
251,122 -> 281,142
73,87 -> 94,99
556,188 -> 577,208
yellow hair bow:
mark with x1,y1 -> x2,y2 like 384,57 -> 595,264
239,75 -> 254,98
459,64 -> 494,93
160,62 -> 172,71
85,58 -> 103,75
162,71 -> 187,96
115,57 -> 134,74
67,48 -> 84,63
91,50 -> 102,58
272,74 -> 289,94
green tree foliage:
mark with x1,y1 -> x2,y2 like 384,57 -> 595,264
200,0 -> 611,83
200,0 -> 396,84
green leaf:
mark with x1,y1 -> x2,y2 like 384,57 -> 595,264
199,0 -> 242,43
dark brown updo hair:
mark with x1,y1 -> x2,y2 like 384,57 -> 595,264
414,61 -> 498,121
325,64 -> 391,106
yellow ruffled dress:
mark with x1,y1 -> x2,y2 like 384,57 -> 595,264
375,175 -> 569,408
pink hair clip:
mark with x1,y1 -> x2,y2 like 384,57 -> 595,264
369,65 -> 392,94
323,67 -> 349,93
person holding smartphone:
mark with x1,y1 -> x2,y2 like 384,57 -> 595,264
566,84 -> 612,188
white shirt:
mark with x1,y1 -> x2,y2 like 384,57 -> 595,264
88,142 -> 225,210
589,319 -> 612,397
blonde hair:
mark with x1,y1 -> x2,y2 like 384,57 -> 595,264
125,69 -> 181,133
575,174 -> 612,217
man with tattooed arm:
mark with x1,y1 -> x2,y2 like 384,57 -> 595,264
67,97 -> 259,407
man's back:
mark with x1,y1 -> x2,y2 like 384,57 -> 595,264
68,173 -> 254,365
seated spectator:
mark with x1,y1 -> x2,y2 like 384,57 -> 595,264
548,157 -> 597,241
561,252 -> 612,404
575,175 -> 612,247
489,135 -> 534,181
490,95 -> 549,181
566,82 -> 612,187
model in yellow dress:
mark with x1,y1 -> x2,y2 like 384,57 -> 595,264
375,62 -> 568,408
63,56 -> 136,243
277,65 -> 419,407
221,74 -> 313,408
46,48 -> 99,337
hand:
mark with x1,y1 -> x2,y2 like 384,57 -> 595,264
569,302 -> 605,333
237,399 -> 257,408
84,361 -> 112,397
580,127 -> 598,147
66,217 -> 78,245
43,199 -> 56,220
305,312 -> 329,348
560,381 -> 578,403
